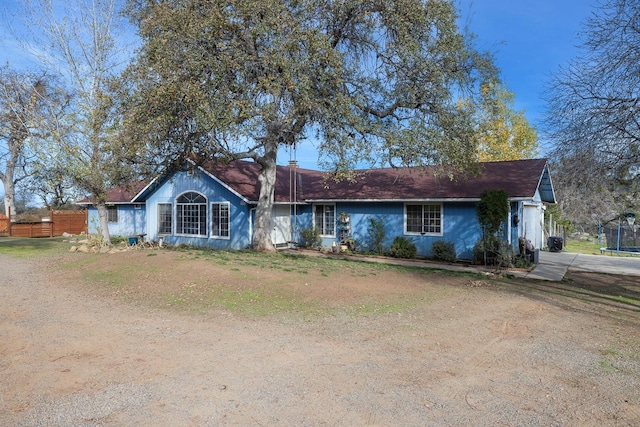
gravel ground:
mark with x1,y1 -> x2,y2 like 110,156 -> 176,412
1,252 -> 640,426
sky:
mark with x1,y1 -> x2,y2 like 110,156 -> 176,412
457,1 -> 594,148
0,0 -> 597,172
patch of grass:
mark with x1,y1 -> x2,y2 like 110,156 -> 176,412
166,285 -> 323,318
563,237 -> 640,258
349,301 -> 416,316
563,238 -> 602,255
599,358 -> 619,373
89,270 -> 129,287
611,295 -> 640,305
0,237 -> 69,258
28,243 -> 487,319
597,345 -> 637,374
60,253 -> 101,271
599,347 -> 622,357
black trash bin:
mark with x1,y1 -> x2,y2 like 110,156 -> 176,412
547,236 -> 563,252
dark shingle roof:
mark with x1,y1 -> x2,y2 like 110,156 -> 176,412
76,181 -> 147,205
202,158 -> 554,203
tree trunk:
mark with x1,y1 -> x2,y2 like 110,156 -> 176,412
1,161 -> 17,220
252,141 -> 278,252
3,184 -> 16,220
95,202 -> 113,246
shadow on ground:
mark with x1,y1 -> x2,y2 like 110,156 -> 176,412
502,271 -> 640,324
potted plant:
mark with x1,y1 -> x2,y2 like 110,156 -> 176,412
341,237 -> 356,251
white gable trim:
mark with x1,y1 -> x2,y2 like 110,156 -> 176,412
131,160 -> 251,205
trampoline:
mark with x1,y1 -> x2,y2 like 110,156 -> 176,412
599,213 -> 640,255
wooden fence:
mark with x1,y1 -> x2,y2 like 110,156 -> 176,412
0,214 -> 8,235
0,208 -> 87,238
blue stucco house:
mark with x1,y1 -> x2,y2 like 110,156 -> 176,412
79,158 -> 556,260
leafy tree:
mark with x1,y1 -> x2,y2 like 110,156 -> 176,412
21,162 -> 81,208
477,189 -> 509,235
544,0 -> 640,209
367,216 -> 386,255
0,66 -> 61,218
475,189 -> 510,267
17,0 -> 136,245
123,0 -> 498,252
476,82 -> 538,161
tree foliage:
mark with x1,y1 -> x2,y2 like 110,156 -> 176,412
476,82 -> 538,161
123,0 -> 498,251
544,0 -> 640,220
0,66 -> 64,217
477,189 -> 509,235
17,0 -> 136,244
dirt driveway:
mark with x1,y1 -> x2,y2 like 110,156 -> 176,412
1,250 -> 640,426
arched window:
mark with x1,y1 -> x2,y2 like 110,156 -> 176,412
176,191 -> 207,236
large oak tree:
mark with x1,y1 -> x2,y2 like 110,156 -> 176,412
123,0 -> 498,251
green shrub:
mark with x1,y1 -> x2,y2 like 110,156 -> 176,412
513,256 -> 531,269
367,216 -> 386,255
472,238 -> 487,265
477,189 -> 509,235
300,226 -> 322,249
431,240 -> 456,263
389,236 -> 417,259
472,236 -> 513,268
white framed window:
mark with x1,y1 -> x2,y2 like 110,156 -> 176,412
158,203 -> 172,235
405,203 -> 443,236
176,191 -> 207,236
107,206 -> 118,223
211,202 -> 230,238
314,204 -> 335,237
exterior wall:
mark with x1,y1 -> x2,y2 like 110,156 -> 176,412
293,201 -> 482,260
144,169 -> 252,250
511,197 -> 546,252
87,204 -> 146,237
522,203 -> 545,250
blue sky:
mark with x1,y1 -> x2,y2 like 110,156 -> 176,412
1,0 -> 596,170
458,1 -> 594,149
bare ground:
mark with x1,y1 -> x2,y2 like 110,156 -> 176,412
1,249 -> 640,426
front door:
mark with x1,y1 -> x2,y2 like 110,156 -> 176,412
271,205 -> 291,248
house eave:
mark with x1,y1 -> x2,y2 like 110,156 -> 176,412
131,176 -> 161,203
76,201 -> 143,206
305,198 -> 480,203
272,201 -> 307,205
305,196 -> 539,203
